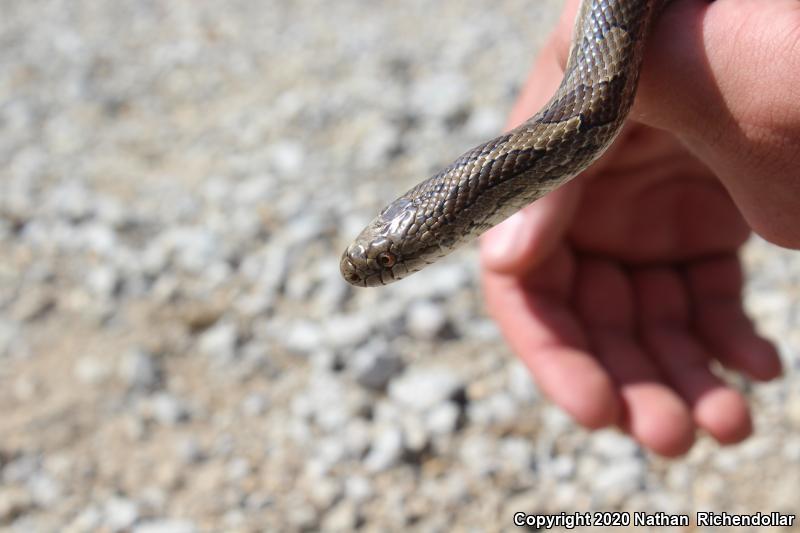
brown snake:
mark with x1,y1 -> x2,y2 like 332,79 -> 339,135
341,0 -> 668,287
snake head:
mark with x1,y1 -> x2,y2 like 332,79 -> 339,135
340,198 -> 418,287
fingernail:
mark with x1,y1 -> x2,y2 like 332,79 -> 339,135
482,211 -> 525,265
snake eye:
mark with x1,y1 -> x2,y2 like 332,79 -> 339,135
377,251 -> 396,269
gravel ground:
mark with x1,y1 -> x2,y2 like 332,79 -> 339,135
1,1 -> 799,532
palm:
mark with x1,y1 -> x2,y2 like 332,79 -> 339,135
482,124 -> 781,456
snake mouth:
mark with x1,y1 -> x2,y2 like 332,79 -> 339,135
340,251 -> 399,287
340,255 -> 368,287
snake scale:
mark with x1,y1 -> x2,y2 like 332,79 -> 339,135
341,0 -> 667,287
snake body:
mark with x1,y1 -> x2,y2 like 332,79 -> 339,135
341,0 -> 666,287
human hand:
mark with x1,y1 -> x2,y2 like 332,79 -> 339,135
481,0 -> 794,457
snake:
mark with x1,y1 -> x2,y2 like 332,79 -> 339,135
341,0 -> 668,287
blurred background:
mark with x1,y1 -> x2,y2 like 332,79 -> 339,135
1,0 -> 799,531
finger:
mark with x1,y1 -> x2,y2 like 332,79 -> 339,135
589,330 -> 695,456
634,267 -> 752,444
573,259 -> 694,456
641,325 -> 752,445
686,256 -> 782,380
481,249 -> 620,429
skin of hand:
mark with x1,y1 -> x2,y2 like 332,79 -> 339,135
481,0 -> 798,457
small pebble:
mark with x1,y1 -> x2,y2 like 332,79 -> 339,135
198,321 -> 239,362
104,497 -> 140,532
119,349 -> 161,391
425,402 -> 460,436
133,520 -> 197,533
74,356 -> 111,386
405,300 -> 448,341
352,341 -> 403,390
388,368 -> 464,411
364,426 -> 404,472
149,393 -> 190,426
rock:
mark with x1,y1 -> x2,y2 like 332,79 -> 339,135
149,393 -> 190,426
232,175 -> 274,206
283,212 -> 326,247
222,509 -> 245,528
400,414 -> 428,453
104,497 -> 140,532
388,368 -> 464,411
783,437 -> 800,462
83,223 -> 119,258
310,350 -> 340,372
315,437 -> 347,470
425,401 -> 460,436
283,320 -> 323,355
343,419 -> 371,458
507,361 -> 539,404
226,458 -> 251,482
344,476 -> 373,503
307,477 -> 341,510
0,320 -> 24,359
467,392 -> 519,426
2,454 -> 38,483
411,72 -> 470,119
323,501 -> 359,532
485,392 -> 519,425
241,392 -> 269,416
119,349 -> 161,391
13,376 -> 38,402
86,265 -> 118,297
665,464 -> 691,491
197,321 -> 239,362
352,341 -> 403,390
323,314 -> 372,349
392,263 -> 468,300
712,449 -> 739,473
295,373 -> 369,431
548,455 -> 576,480
498,437 -> 534,472
27,473 -> 61,506
313,273 -> 349,316
74,355 -> 111,386
364,426 -> 403,472
234,290 -> 274,318
287,500 -> 318,530
357,119 -> 401,167
269,140 -> 304,175
161,226 -> 221,273
459,435 -> 497,478
244,491 -> 273,510
133,520 -> 197,533
591,430 -> 639,459
49,180 -> 92,221
541,407 -> 573,434
405,300 -> 448,341
591,458 -> 646,502
176,438 -> 205,465
68,505 -> 103,532
466,106 -> 504,138
739,435 -> 775,460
